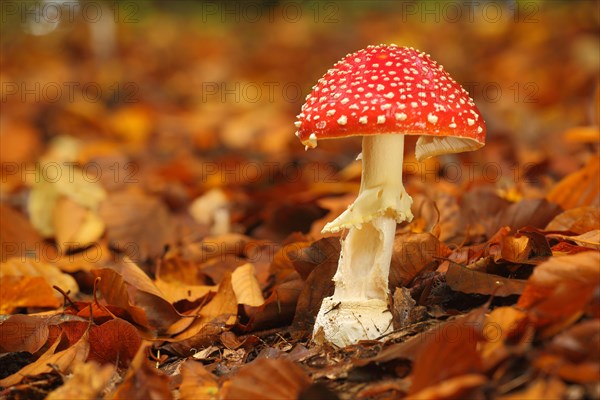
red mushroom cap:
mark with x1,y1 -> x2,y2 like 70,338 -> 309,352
295,44 -> 485,160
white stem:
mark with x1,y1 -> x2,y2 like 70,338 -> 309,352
313,135 -> 414,347
323,135 -> 413,233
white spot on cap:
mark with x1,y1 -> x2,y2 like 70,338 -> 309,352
395,113 -> 407,121
377,115 -> 386,124
381,104 -> 391,110
326,109 -> 336,117
477,126 -> 483,133
337,115 -> 348,125
383,92 -> 394,99
316,121 -> 326,129
294,121 -> 301,128
427,113 -> 438,124
411,101 -> 418,108
341,98 -> 350,105
359,116 -> 368,124
377,84 -> 385,91
467,118 -> 475,126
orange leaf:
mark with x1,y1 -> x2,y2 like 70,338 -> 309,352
0,330 -> 89,387
223,358 -> 311,400
547,156 -> 600,210
517,252 -> 600,326
107,343 -> 172,400
446,263 -> 527,297
92,259 -> 180,334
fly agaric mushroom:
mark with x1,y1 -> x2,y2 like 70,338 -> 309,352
294,44 -> 485,346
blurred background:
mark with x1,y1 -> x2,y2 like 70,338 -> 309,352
1,0 -> 598,256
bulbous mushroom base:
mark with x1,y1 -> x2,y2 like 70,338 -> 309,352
312,297 -> 393,347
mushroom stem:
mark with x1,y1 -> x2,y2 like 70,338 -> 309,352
313,134 -> 413,346
323,134 -> 413,233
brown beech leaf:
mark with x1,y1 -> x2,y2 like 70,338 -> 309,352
480,307 -> 530,370
546,206 -> 600,233
87,318 -> 142,369
178,360 -> 219,400
547,230 -> 600,250
291,238 -> 340,333
93,259 -> 180,334
46,360 -> 114,400
0,276 -> 61,313
547,155 -> 600,210
498,377 -> 566,400
231,263 -> 264,307
408,309 -> 486,395
243,272 -> 304,332
0,258 -> 79,313
488,199 -> 562,238
99,189 -> 174,262
407,374 -> 487,400
531,319 -> 600,383
290,236 -> 340,281
0,331 -> 90,387
517,252 -> 600,326
446,263 -> 527,297
0,204 -> 56,262
52,196 -> 105,250
223,358 -> 312,400
154,278 -> 215,304
171,274 -> 238,343
390,232 -> 450,287
0,314 -> 83,353
108,343 -> 172,400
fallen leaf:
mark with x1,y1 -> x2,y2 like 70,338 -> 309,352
0,204 -> 57,262
28,162 -> 106,238
0,314 -> 51,353
480,307 -> 530,370
178,360 -> 220,400
170,274 -> 238,346
231,263 -> 264,307
545,206 -> 600,233
517,252 -> 600,327
52,196 -> 105,250
547,230 -> 600,250
189,188 -> 230,235
408,309 -> 485,394
0,276 -> 61,313
107,343 -> 172,400
99,189 -> 174,262
154,278 -> 215,304
407,374 -> 487,400
291,239 -> 339,333
93,259 -> 181,334
446,262 -> 527,297
489,199 -> 562,238
498,377 -> 566,399
0,258 -> 79,313
0,331 -> 89,387
46,360 -> 114,400
243,273 -> 304,332
223,358 -> 312,400
390,232 -> 450,287
87,318 -> 142,369
547,155 -> 600,210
